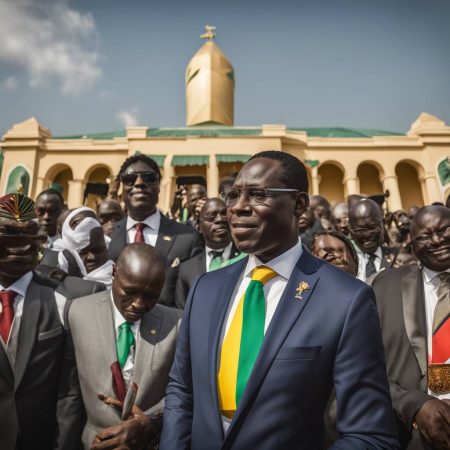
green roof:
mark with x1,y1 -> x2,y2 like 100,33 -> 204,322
55,130 -> 126,139
147,127 -> 262,138
287,127 -> 403,138
54,126 -> 403,140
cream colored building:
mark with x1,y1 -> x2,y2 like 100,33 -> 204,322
1,28 -> 449,212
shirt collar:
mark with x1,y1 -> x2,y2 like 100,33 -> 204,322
353,242 -> 382,259
373,247 -> 383,259
0,271 -> 33,298
205,242 -> 232,257
422,266 -> 450,284
243,238 -> 303,281
126,209 -> 161,232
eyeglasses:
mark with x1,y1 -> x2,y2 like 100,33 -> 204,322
225,187 -> 300,207
120,171 -> 159,186
201,211 -> 227,222
349,224 -> 381,236
411,226 -> 450,245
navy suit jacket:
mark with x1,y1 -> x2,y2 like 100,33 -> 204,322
160,249 -> 399,450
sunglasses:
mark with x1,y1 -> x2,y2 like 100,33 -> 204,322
120,171 -> 159,186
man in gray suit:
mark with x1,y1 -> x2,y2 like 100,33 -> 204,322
57,243 -> 182,450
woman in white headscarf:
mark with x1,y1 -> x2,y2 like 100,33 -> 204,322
57,207 -> 114,287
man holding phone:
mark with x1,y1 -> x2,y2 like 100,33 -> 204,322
108,154 -> 202,307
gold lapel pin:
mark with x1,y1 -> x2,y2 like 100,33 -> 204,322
163,235 -> 172,241
295,281 -> 310,300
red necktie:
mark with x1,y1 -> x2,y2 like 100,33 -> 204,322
431,273 -> 450,363
134,223 -> 146,243
0,291 -> 16,344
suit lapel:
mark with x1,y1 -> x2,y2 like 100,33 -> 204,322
155,215 -> 176,260
402,265 -> 427,376
133,309 -> 161,403
224,250 -> 320,444
108,219 -> 127,260
0,343 -> 14,388
209,258 -> 248,439
380,256 -> 391,271
15,280 -> 42,389
95,293 -> 118,389
196,252 -> 206,274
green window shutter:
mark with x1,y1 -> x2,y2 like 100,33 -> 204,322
438,158 -> 450,186
6,166 -> 30,196
304,159 -> 320,168
216,154 -> 250,163
171,155 -> 210,167
133,152 -> 166,168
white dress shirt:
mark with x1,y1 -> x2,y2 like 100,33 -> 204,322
205,242 -> 233,272
0,272 -> 65,367
355,246 -> 383,282
219,239 -> 303,432
126,209 -> 161,247
422,266 -> 450,400
111,292 -> 140,386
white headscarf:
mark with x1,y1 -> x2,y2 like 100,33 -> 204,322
84,259 -> 114,287
57,207 -> 104,277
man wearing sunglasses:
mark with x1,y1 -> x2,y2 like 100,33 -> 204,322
161,151 -> 398,449
108,154 -> 202,308
349,198 -> 392,283
374,205 -> 450,449
0,194 -> 68,450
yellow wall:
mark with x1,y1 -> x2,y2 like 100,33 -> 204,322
1,115 -> 449,212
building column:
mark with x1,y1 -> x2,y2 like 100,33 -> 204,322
382,175 -> 402,211
207,154 -> 219,198
311,166 -> 320,195
67,179 -> 84,208
344,177 -> 359,197
34,177 -> 47,198
421,173 -> 442,205
160,158 -> 175,214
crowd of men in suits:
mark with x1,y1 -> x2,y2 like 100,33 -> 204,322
0,151 -> 449,449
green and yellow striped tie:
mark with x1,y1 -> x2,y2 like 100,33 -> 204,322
218,266 -> 278,418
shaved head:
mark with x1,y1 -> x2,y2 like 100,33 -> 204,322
113,244 -> 166,321
116,243 -> 165,278
349,198 -> 383,222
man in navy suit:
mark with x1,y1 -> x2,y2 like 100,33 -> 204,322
160,151 -> 399,449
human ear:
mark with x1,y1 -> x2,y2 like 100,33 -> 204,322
294,192 -> 309,218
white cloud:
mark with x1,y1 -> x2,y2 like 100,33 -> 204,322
117,109 -> 140,128
0,0 -> 102,96
2,76 -> 18,91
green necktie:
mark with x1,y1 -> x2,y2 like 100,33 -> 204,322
117,322 -> 135,369
236,266 -> 278,404
208,250 -> 224,272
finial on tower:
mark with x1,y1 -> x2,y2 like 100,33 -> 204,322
200,25 -> 216,40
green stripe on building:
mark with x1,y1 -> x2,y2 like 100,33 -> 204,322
171,155 -> 210,166
216,154 -> 250,163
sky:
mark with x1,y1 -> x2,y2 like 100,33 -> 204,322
0,0 -> 449,136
